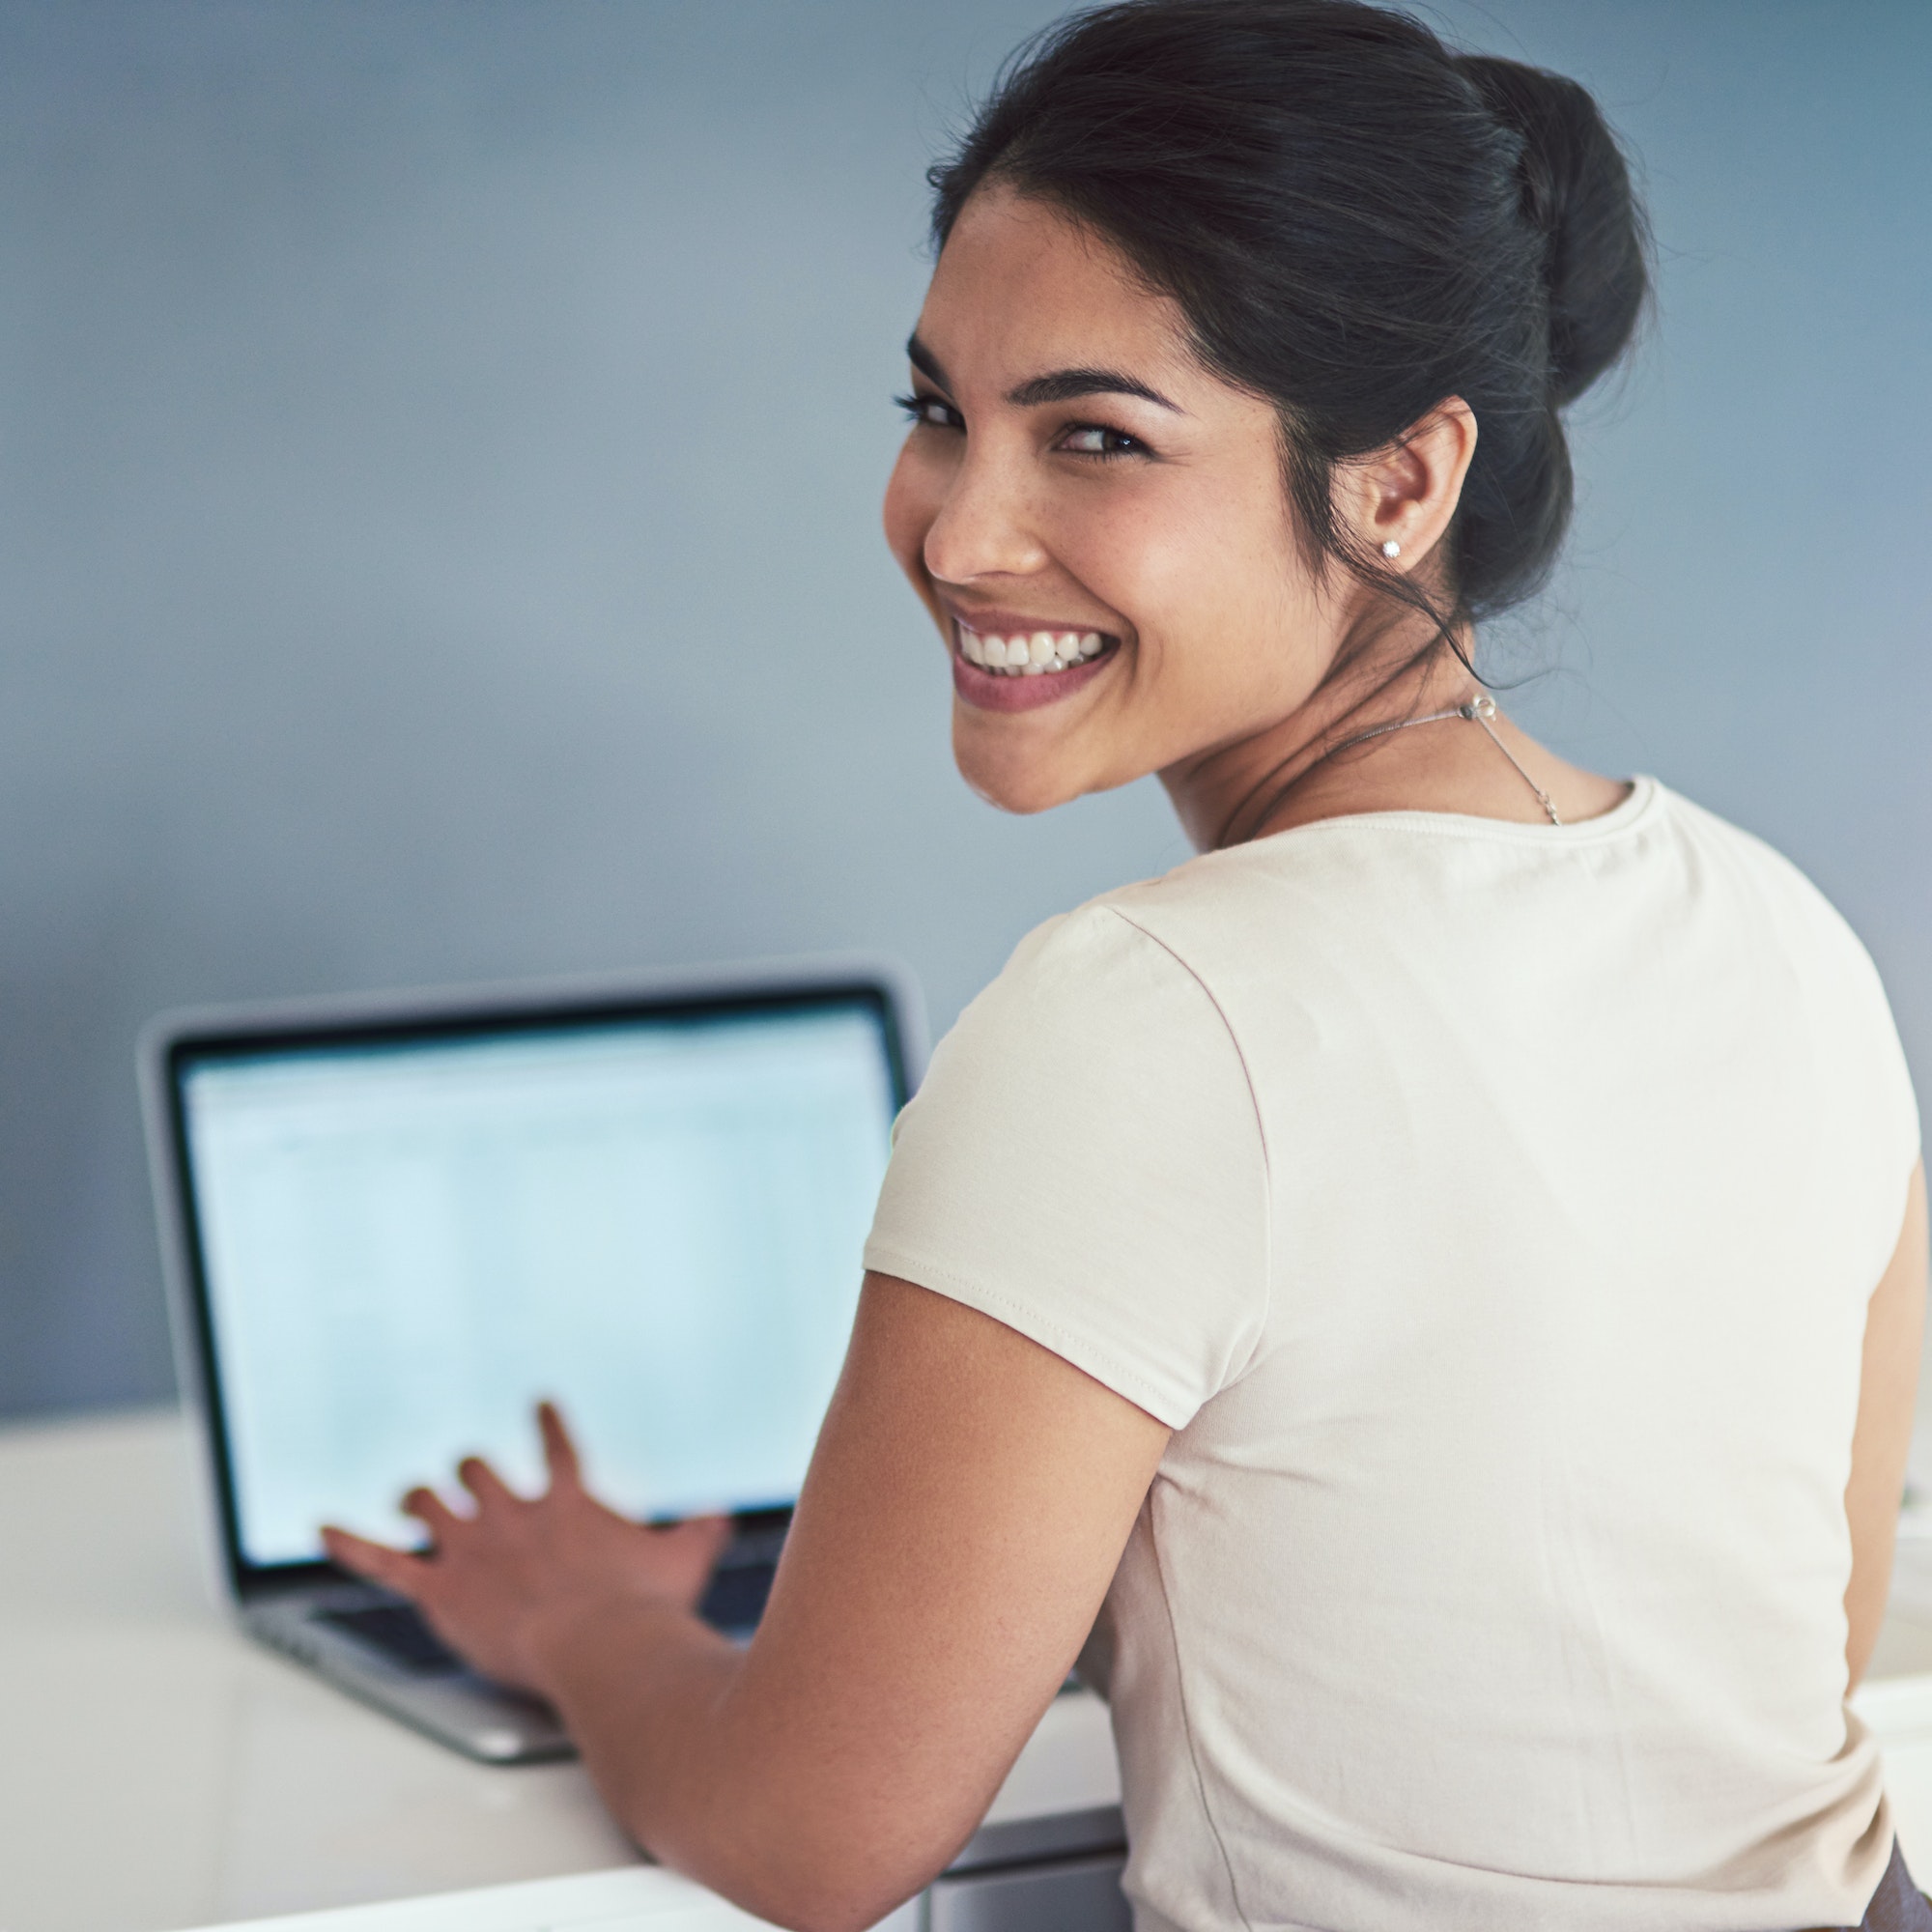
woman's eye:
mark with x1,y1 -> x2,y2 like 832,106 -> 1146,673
895,392 -> 962,432
1058,423 -> 1148,458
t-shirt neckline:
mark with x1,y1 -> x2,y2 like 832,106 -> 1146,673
1235,774 -> 1662,854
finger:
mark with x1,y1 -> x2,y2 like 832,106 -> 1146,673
323,1524 -> 431,1600
456,1456 -> 519,1510
651,1513 -> 734,1572
681,1513 -> 735,1563
643,1513 -> 734,1608
537,1401 -> 583,1492
399,1485 -> 466,1541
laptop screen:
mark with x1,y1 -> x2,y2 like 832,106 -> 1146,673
170,994 -> 900,1573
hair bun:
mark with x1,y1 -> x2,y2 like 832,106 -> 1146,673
1455,54 -> 1649,406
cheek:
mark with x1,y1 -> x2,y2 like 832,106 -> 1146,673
1062,489 -> 1321,750
882,445 -> 940,589
1057,485 -> 1272,650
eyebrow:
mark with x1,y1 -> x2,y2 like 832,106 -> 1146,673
905,333 -> 1183,414
906,333 -> 952,392
1007,367 -> 1182,412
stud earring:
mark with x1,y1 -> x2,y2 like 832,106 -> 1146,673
1380,539 -> 1402,559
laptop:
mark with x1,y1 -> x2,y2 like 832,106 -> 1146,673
140,959 -> 921,1766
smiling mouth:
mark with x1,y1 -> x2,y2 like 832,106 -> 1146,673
954,619 -> 1117,676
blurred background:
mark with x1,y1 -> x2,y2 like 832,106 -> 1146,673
0,0 -> 1926,1422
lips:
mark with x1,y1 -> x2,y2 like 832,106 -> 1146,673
949,615 -> 1121,713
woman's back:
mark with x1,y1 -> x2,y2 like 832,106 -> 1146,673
867,780 -> 1919,1929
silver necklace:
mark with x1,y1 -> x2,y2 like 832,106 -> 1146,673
1323,692 -> 1562,827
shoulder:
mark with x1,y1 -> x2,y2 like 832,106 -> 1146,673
1655,784 -> 1918,1167
867,892 -> 1272,1429
927,891 -> 1251,1115
1655,785 -> 1885,984
883,876 -> 1277,1202
973,889 -> 1216,1020
1656,783 -> 1822,897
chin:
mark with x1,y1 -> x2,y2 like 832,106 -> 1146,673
952,727 -> 1085,816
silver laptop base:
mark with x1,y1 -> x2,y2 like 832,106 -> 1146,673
247,1589 -> 573,1765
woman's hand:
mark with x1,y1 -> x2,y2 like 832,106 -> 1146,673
323,1286 -> 1167,1932
321,1401 -> 731,1698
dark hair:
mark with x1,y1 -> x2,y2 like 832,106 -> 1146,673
927,0 -> 1650,669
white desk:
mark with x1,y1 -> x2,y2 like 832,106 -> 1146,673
8,1408 -> 1932,1932
0,1409 -> 1119,1932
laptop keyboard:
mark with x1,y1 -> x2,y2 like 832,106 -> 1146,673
317,1602 -> 466,1676
698,1554 -> 777,1634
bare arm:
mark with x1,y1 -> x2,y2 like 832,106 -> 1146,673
1845,1161 -> 1928,1690
326,1274 -> 1170,1932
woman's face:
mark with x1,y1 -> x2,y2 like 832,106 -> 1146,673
883,185 -> 1352,817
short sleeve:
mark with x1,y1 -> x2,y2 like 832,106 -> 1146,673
862,903 -> 1270,1429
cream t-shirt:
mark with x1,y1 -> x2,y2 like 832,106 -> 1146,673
864,779 -> 1920,1932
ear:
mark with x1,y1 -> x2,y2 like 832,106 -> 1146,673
1335,398 -> 1478,575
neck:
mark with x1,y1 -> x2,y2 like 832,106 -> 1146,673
1160,640 -> 1477,851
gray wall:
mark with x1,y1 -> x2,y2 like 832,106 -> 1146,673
0,1 -> 1926,1419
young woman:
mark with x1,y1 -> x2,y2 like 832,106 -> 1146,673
326,4 -> 1929,1927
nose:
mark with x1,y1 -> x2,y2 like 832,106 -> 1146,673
921,441 -> 1051,589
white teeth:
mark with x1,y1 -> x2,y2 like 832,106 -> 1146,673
958,626 -> 1112,676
